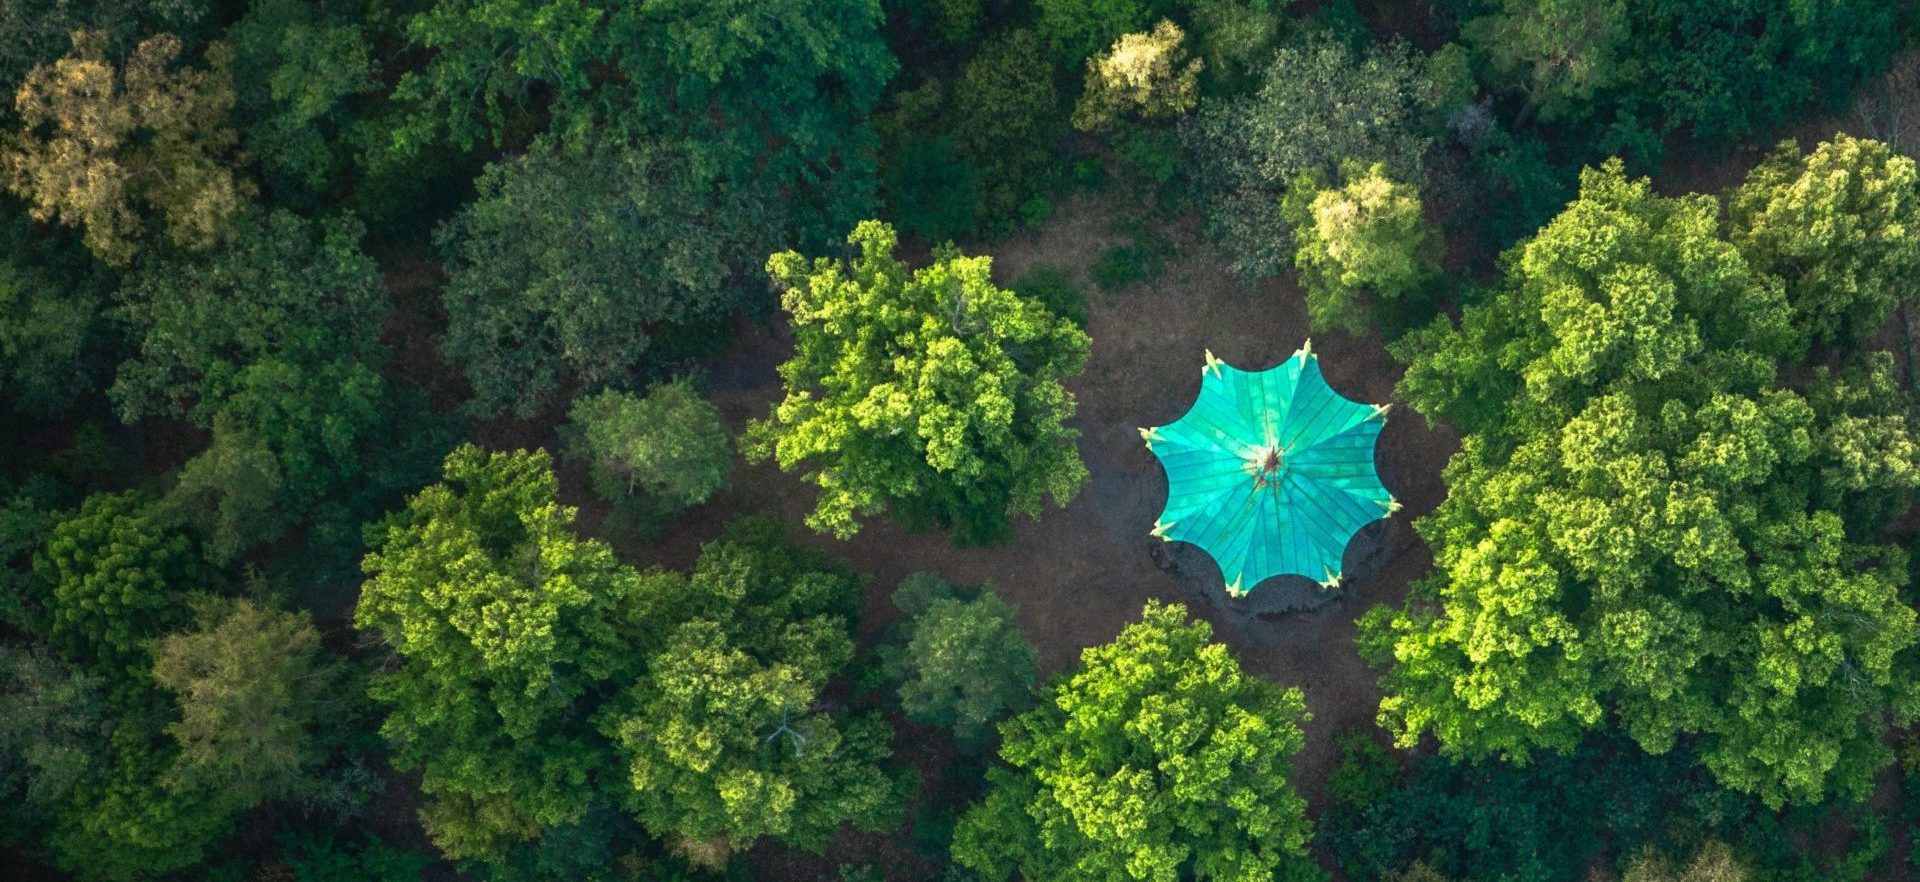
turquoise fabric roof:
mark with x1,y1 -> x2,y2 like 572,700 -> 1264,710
1143,345 -> 1396,597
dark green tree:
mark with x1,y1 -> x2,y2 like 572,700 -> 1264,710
880,573 -> 1036,749
437,135 -> 774,417
112,210 -> 389,560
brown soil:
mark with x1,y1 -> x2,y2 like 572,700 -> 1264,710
574,193 -> 1458,879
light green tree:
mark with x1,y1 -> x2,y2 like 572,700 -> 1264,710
747,220 -> 1089,543
1367,161 -> 1920,808
1189,34 -> 1441,277
151,598 -> 343,807
1071,20 -> 1202,132
356,445 -> 645,861
598,518 -> 903,867
1726,134 -> 1920,349
1285,161 -> 1437,333
952,601 -> 1317,882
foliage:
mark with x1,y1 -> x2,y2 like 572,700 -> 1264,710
0,0 -> 210,126
1012,267 -> 1088,329
748,220 -> 1090,542
1185,0 -> 1285,92
356,445 -> 643,861
1725,135 -> 1920,349
2,30 -> 249,265
34,491 -> 199,683
1323,733 -> 1892,882
1072,20 -> 1203,132
954,30 -> 1067,231
600,517 -> 904,860
151,598 -> 344,807
1460,0 -> 1902,147
277,832 -> 430,882
1189,33 -> 1440,277
437,134 -> 774,417
952,601 -> 1318,882
113,210 -> 389,561
1284,161 -> 1437,334
0,249 -> 101,415
880,573 -> 1037,749
564,379 -> 731,526
1462,0 -> 1630,126
1089,234 -> 1174,292
0,645 -> 110,816
1368,160 -> 1920,808
392,0 -> 895,245
226,0 -> 377,200
1034,0 -> 1167,65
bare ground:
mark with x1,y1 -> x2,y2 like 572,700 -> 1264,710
536,194 -> 1460,878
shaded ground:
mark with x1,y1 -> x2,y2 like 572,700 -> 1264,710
534,194 -> 1458,878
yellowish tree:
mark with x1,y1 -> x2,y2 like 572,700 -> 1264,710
2,31 -> 250,265
1072,20 -> 1202,132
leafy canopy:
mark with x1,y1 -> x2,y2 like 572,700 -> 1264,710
1284,161 -> 1437,334
952,601 -> 1318,882
880,573 -> 1037,749
356,445 -> 645,861
599,518 -> 903,863
1726,134 -> 1920,349
748,220 -> 1090,543
564,378 -> 731,521
437,134 -> 773,417
1368,159 -> 1920,808
1189,33 -> 1442,278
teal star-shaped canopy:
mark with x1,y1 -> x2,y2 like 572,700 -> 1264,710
1142,344 -> 1397,597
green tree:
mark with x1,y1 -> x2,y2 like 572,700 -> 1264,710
1726,135 -> 1920,349
0,645 -> 109,818
437,134 -> 774,417
226,0 -> 378,198
1284,161 -> 1437,334
880,573 -> 1036,749
952,601 -> 1317,882
563,379 -> 731,525
1071,19 -> 1202,132
393,0 -> 894,244
599,518 -> 903,865
1035,0 -> 1165,65
356,445 -> 645,861
1189,34 -> 1442,277
112,210 -> 388,560
953,29 -> 1065,229
0,250 -> 101,415
1,30 -> 249,265
151,598 -> 343,807
747,220 -> 1090,542
33,491 -> 198,683
1463,0 -> 1629,126
1367,161 -> 1920,808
